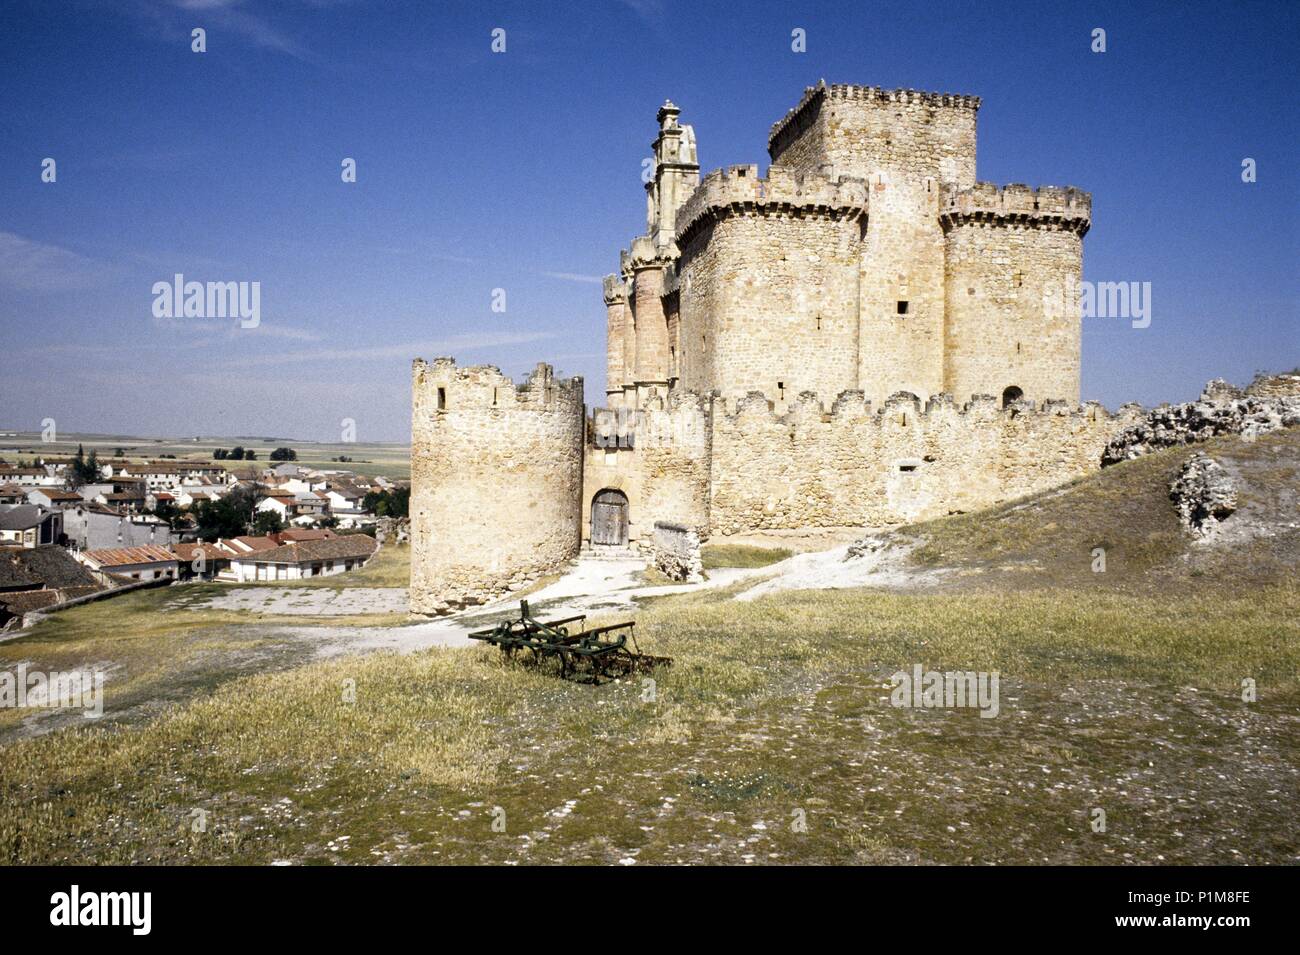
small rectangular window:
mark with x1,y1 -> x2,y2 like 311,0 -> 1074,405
437,387 -> 447,410
897,301 -> 909,315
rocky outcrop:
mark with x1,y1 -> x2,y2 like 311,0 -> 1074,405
1102,375 -> 1300,466
1169,452 -> 1238,537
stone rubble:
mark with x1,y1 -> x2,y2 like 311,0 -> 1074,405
1102,375 -> 1300,466
1168,452 -> 1238,538
652,521 -> 704,583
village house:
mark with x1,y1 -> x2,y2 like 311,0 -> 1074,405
76,482 -> 116,502
145,491 -> 176,511
323,483 -> 369,522
0,504 -> 63,548
290,492 -> 331,523
223,534 -> 378,582
0,466 -> 61,487
254,489 -> 297,521
0,484 -> 29,504
76,545 -> 180,584
61,504 -> 175,551
170,541 -> 230,581
219,535 -> 281,556
25,488 -> 83,509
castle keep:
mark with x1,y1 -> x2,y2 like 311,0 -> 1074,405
412,82 -> 1130,613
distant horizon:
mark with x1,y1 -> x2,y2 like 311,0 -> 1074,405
0,430 -> 413,449
2,0 -> 1296,441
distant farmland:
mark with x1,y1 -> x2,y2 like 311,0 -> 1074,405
0,431 -> 412,479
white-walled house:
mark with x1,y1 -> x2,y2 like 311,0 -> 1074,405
25,488 -> 83,509
255,491 -> 296,521
76,545 -> 179,583
225,534 -> 378,582
0,505 -> 62,548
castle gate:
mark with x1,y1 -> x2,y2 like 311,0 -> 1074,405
590,489 -> 629,546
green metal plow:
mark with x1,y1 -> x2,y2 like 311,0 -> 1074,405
468,600 -> 671,684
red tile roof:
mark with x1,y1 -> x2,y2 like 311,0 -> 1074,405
81,545 -> 179,567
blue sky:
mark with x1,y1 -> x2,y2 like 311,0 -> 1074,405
0,0 -> 1295,442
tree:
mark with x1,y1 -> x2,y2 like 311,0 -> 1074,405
253,511 -> 285,535
193,484 -> 260,541
269,447 -> 297,461
229,446 -> 245,460
150,500 -> 182,528
362,487 -> 409,519
67,444 -> 101,487
214,448 -> 228,460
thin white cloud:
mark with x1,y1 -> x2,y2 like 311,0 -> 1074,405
150,317 -> 324,342
115,0 -> 314,61
536,270 -> 604,285
0,232 -> 115,292
216,330 -> 559,367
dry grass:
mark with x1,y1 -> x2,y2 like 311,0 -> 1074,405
1,579 -> 1295,865
903,428 -> 1300,595
2,432 -> 1297,864
701,544 -> 793,570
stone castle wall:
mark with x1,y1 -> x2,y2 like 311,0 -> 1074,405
706,390 -> 1136,535
606,83 -> 1089,412
583,393 -> 712,545
410,359 -> 584,614
766,84 -> 982,408
675,165 -> 867,404
941,184 -> 1091,404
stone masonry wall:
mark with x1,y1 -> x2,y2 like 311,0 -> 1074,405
674,164 -> 867,404
707,389 -> 1136,535
652,521 -> 703,582
583,392 -> 711,545
941,183 -> 1091,404
768,84 -> 980,407
410,359 -> 584,614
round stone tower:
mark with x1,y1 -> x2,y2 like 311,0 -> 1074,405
409,358 -> 584,615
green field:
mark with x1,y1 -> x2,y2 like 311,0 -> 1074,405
0,431 -> 412,480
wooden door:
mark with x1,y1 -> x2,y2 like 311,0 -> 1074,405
590,490 -> 628,546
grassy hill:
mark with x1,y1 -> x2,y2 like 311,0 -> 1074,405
0,431 -> 1295,865
898,427 -> 1300,595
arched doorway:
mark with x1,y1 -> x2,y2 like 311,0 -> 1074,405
1001,385 -> 1024,408
590,489 -> 629,546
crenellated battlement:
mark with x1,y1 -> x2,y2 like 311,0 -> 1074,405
412,358 -> 583,415
602,274 -> 628,305
768,79 -> 981,157
939,182 -> 1091,235
706,386 -> 1134,534
713,386 -> 1120,426
676,164 -> 868,249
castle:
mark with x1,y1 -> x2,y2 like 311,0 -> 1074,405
411,82 -> 1136,615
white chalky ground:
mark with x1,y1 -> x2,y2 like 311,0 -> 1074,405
177,533 -> 936,660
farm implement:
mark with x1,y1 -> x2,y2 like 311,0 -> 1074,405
468,600 -> 670,684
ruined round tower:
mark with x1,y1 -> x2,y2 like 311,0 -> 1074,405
409,358 -> 584,615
